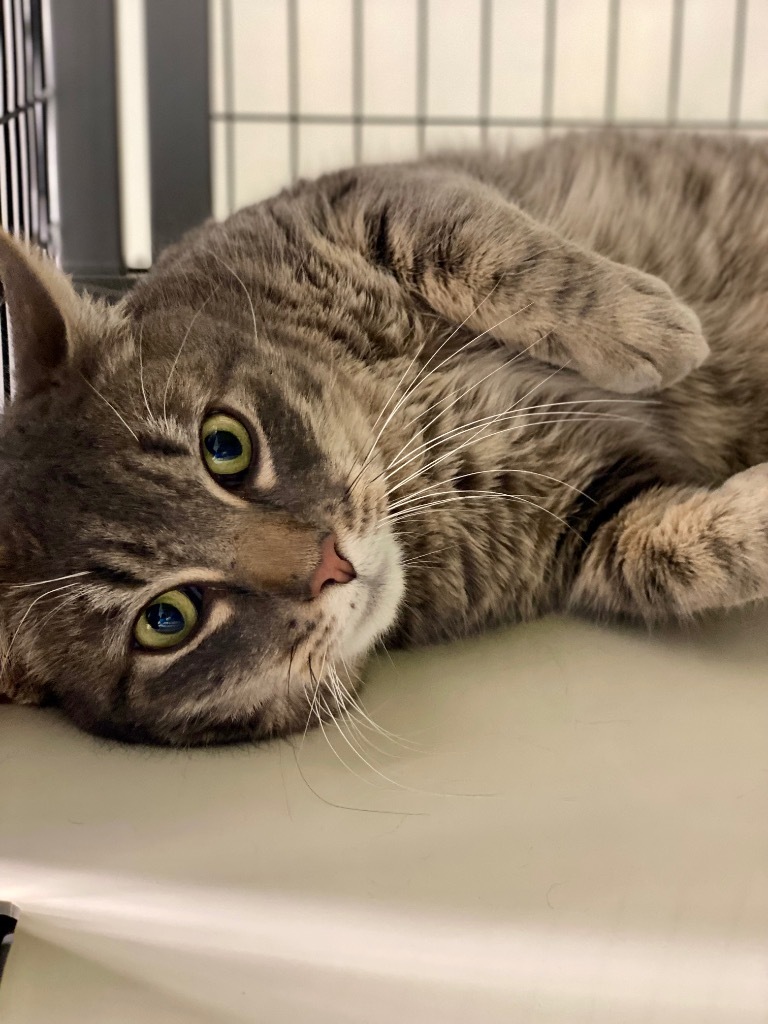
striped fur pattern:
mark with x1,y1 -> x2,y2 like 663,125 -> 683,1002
1,131 -> 767,745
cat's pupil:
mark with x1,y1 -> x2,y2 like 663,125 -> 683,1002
205,430 -> 242,462
146,603 -> 185,635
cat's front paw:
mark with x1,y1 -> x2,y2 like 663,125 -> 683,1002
577,265 -> 709,394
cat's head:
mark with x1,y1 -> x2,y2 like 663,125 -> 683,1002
0,231 -> 404,745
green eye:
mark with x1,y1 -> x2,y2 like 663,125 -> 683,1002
134,588 -> 199,650
201,413 -> 252,481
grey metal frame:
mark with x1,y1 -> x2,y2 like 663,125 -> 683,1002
145,0 -> 211,255
48,0 -> 211,278
48,0 -> 123,277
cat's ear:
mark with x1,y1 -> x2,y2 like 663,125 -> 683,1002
0,229 -> 77,400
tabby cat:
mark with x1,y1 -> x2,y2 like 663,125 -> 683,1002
1,131 -> 766,746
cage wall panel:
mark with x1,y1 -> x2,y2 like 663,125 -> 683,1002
676,0 -> 738,122
297,122 -> 355,179
298,0 -> 353,115
363,0 -> 418,117
423,123 -> 483,149
230,0 -> 289,114
362,124 -> 420,163
233,123 -> 291,208
741,0 -> 768,122
489,0 -> 546,120
209,0 -> 768,217
613,0 -> 674,121
425,0 -> 483,118
211,119 -> 229,220
551,0 -> 612,120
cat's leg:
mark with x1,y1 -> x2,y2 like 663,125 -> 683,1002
566,464 -> 768,620
337,167 -> 709,393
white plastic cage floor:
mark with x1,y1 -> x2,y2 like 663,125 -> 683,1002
1,609 -> 767,1023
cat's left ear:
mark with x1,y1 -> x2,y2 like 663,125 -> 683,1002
0,229 -> 79,400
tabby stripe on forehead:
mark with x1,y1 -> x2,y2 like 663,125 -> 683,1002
138,435 -> 192,457
88,564 -> 148,588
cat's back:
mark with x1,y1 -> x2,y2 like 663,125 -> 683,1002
437,131 -> 768,305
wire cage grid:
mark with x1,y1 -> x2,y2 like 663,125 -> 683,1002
0,0 -> 54,404
209,0 -> 768,217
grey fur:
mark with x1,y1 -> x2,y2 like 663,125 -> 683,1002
0,130 -> 767,745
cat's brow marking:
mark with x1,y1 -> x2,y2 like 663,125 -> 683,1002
87,564 -> 148,589
137,434 -> 192,458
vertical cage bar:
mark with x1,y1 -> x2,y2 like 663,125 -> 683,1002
0,127 -> 9,401
3,0 -> 16,115
13,0 -> 24,109
542,0 -> 557,132
352,0 -> 363,163
18,106 -> 30,235
25,105 -> 38,239
667,0 -> 685,123
728,0 -> 748,127
0,126 -> 8,230
0,303 -> 9,399
222,0 -> 235,214
604,0 -> 621,122
7,114 -> 19,233
0,0 -> 6,114
479,0 -> 492,145
416,0 -> 428,156
40,0 -> 57,254
115,0 -> 152,268
287,0 -> 300,182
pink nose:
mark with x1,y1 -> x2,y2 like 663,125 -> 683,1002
310,535 -> 356,598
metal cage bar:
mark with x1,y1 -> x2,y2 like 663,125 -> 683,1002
0,0 -> 53,404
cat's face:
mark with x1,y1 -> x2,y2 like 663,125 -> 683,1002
0,235 -> 404,745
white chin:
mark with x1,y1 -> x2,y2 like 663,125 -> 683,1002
334,526 -> 405,662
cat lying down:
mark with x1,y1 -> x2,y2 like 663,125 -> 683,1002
0,130 -> 766,746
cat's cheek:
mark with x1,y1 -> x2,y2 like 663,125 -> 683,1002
332,530 -> 405,661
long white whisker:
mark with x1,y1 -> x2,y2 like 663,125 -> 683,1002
81,376 -> 140,444
389,330 -> 556,468
30,590 -> 85,639
385,492 -> 577,534
162,289 -> 218,421
386,410 -> 642,498
388,467 -> 595,511
320,688 -> 493,798
8,571 -> 91,589
326,672 -> 398,756
366,360 -> 574,496
137,320 -> 155,425
319,691 -> 411,785
2,582 -> 86,676
331,666 -> 419,753
386,397 -> 652,478
205,248 -> 259,345
350,297 -> 529,493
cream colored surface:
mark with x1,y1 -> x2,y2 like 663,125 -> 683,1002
1,611 -> 767,1022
